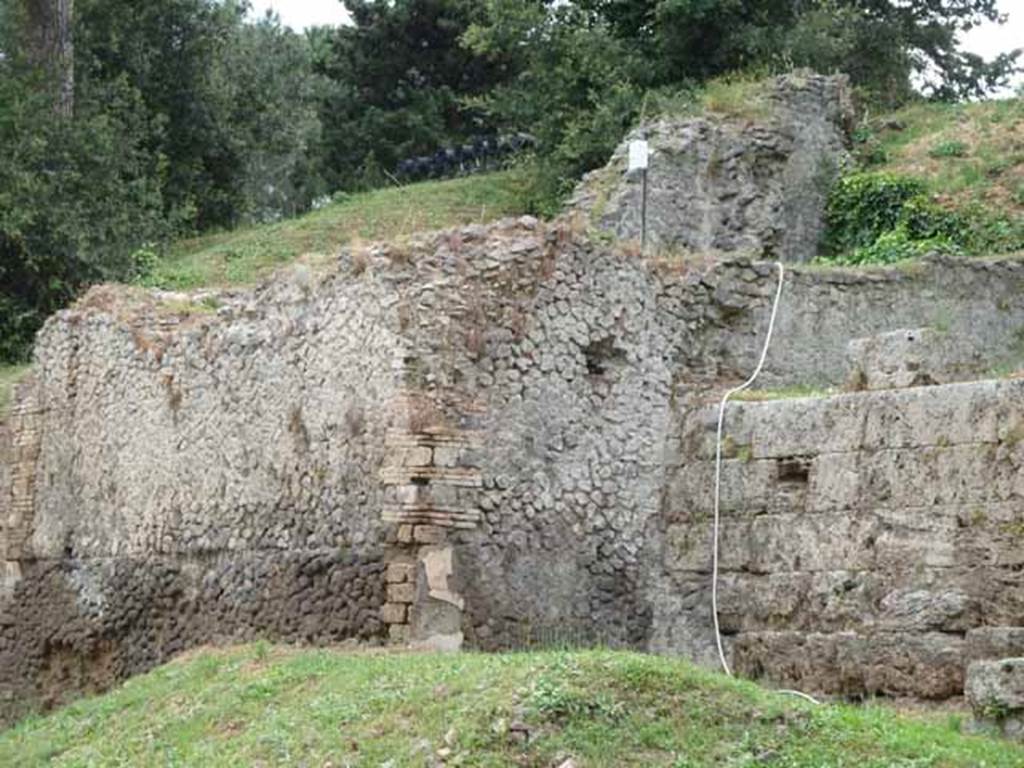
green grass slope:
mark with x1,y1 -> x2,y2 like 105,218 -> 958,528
1,646 -> 1018,767
146,170 -> 529,291
141,96 -> 1024,295
816,96 -> 1024,265
857,98 -> 1024,221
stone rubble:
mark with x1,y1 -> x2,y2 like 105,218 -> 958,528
966,658 -> 1024,740
846,327 -> 983,391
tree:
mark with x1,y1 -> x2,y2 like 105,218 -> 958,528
0,66 -> 167,361
227,13 -> 331,221
74,0 -> 329,229
0,0 -> 333,360
573,0 -> 1020,101
465,0 -> 1021,212
12,0 -> 75,115
74,0 -> 248,229
464,1 -> 648,212
318,0 -> 519,190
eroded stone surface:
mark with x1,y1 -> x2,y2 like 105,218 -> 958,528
571,72 -> 853,262
967,658 -> 1024,710
966,658 -> 1024,739
846,328 -> 982,390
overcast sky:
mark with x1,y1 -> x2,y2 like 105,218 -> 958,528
249,1 -> 350,30
249,0 -> 1022,92
962,0 -> 1024,92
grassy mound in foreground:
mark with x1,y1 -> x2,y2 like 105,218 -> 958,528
1,646 -> 1018,767
146,170 -> 528,291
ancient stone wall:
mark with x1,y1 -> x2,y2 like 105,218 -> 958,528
571,72 -> 854,262
2,217 -> 1023,722
690,254 -> 1024,388
653,380 -> 1024,699
0,272 -> 401,722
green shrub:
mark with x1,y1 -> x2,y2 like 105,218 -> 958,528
130,243 -> 161,282
824,172 -> 927,255
900,195 -> 964,241
822,169 -> 1024,266
958,206 -> 1024,254
858,141 -> 891,167
829,227 -> 958,266
820,171 -> 983,266
850,126 -> 891,167
928,140 -> 969,158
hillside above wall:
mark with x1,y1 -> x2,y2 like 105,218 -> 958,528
571,72 -> 1024,264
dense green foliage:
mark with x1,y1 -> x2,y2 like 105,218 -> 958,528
833,96 -> 1024,265
464,2 -> 650,213
577,0 -> 1018,103
0,71 -> 167,360
462,0 -> 1020,212
75,0 -> 331,230
824,174 -> 933,257
822,171 -> 1024,266
1,0 -> 1020,361
0,0 -> 329,359
317,0 -> 518,192
2,645 -> 1022,766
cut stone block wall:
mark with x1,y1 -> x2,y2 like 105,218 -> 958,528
688,255 -> 1024,389
653,380 -> 1024,699
2,218 -> 1023,723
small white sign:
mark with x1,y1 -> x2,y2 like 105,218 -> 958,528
628,139 -> 649,171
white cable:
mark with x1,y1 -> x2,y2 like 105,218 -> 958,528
710,262 -> 820,706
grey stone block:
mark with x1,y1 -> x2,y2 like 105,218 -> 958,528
846,328 -> 982,391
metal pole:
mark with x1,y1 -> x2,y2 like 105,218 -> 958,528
641,166 -> 648,253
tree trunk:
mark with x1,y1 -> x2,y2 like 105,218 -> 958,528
24,0 -> 74,117
55,0 -> 73,117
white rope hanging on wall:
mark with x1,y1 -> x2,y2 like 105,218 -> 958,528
710,261 -> 820,706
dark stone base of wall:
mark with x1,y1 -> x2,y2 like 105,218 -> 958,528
0,549 -> 386,726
